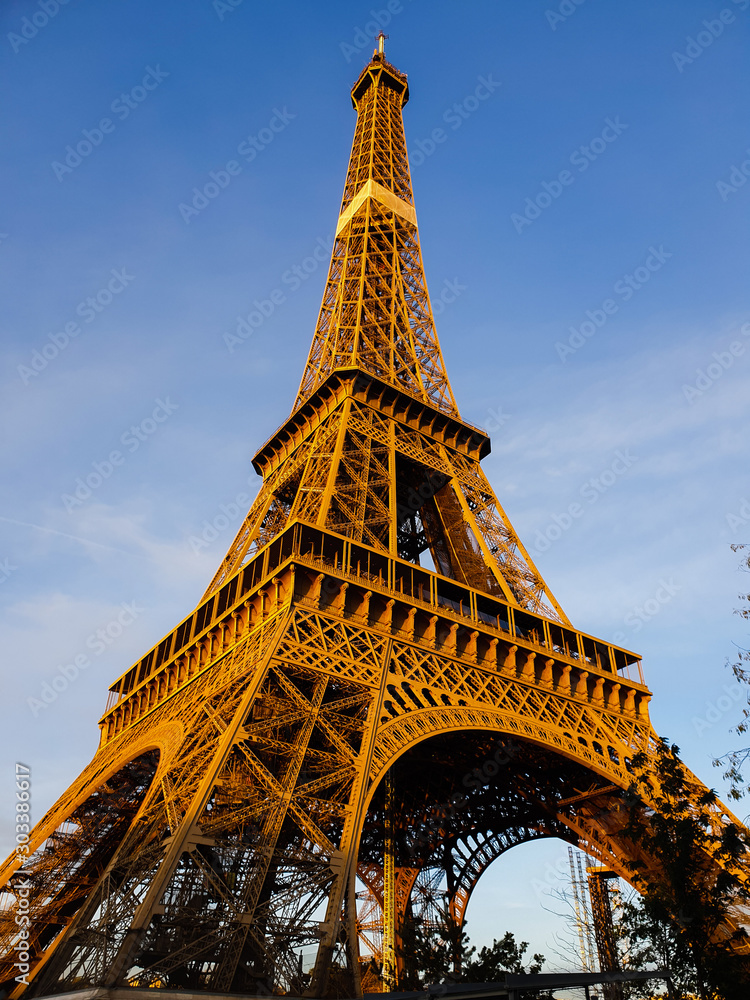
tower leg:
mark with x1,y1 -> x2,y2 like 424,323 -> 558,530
587,869 -> 623,1000
382,769 -> 396,991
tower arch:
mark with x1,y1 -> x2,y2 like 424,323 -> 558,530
0,749 -> 160,996
1,40 -> 748,1000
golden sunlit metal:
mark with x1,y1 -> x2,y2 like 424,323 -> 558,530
1,48 -> 748,1000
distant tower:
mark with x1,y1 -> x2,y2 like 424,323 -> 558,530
1,44 -> 749,1000
569,848 -> 597,973
587,866 -> 623,1000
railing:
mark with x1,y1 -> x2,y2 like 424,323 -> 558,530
104,521 -> 646,714
292,544 -> 645,689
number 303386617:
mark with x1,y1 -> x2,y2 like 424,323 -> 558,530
15,763 -> 31,857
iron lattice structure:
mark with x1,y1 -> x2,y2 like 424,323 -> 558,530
2,48 -> 749,1000
587,867 -> 623,1000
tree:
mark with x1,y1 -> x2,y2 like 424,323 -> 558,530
616,891 -> 698,998
715,543 -> 750,801
624,737 -> 750,999
464,931 -> 544,980
405,907 -> 471,984
398,906 -> 545,988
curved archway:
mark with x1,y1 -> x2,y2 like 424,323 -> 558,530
366,703 -> 640,813
353,725 -> 646,988
0,749 -> 160,995
356,827 -> 564,978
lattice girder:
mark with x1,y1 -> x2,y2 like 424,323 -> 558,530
205,371 -> 569,623
3,46 -> 750,1000
203,48 -> 569,621
3,538 -> 748,997
295,55 -> 455,417
352,733 -> 750,982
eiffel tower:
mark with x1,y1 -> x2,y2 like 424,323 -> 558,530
2,40 -> 749,1000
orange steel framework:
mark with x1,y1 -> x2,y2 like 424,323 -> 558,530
1,42 -> 749,1000
586,867 -> 623,1000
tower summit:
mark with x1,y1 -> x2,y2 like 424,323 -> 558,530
295,40 -> 452,415
2,49 -> 749,1000
204,46 -> 567,622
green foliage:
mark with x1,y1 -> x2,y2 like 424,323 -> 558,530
624,737 -> 750,999
617,892 -> 698,998
715,543 -> 750,801
463,931 -> 544,981
402,907 -> 470,984
398,907 -> 545,989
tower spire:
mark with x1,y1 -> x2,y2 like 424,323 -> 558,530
294,49 -> 458,417
203,52 -> 569,623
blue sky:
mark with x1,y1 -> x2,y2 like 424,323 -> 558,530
2,0 -> 750,974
